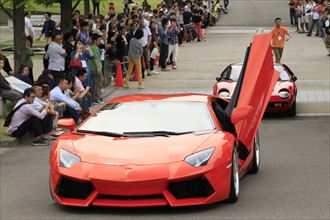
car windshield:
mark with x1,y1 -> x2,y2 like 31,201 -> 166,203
77,101 -> 216,134
221,65 -> 291,81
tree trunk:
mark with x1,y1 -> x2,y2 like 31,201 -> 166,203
60,0 -> 73,33
12,3 -> 25,74
84,0 -> 90,16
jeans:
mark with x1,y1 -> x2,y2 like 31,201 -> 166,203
159,43 -> 169,69
63,106 -> 80,124
78,93 -> 92,114
308,19 -> 320,36
224,0 -> 229,10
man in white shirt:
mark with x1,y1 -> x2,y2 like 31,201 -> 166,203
25,10 -> 36,47
48,31 -> 67,81
50,77 -> 82,124
137,18 -> 152,76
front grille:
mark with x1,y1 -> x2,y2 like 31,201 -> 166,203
168,176 -> 214,199
55,177 -> 94,199
97,194 -> 164,200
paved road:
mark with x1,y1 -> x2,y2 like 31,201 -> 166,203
1,116 -> 329,220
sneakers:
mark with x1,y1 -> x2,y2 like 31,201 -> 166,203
172,63 -> 177,70
32,136 -> 50,146
51,129 -> 65,137
93,99 -> 104,104
150,70 -> 159,75
137,85 -> 146,89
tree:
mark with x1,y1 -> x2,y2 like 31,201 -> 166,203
0,0 -> 27,73
84,0 -> 90,16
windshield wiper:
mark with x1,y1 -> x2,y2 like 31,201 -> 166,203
123,131 -> 194,137
76,130 -> 128,137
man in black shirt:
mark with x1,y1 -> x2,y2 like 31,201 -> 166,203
116,26 -> 128,74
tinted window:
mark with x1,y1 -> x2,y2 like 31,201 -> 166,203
221,65 -> 242,81
274,65 -> 291,81
78,102 -> 216,133
221,64 -> 291,81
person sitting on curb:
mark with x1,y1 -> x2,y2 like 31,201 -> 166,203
31,82 -> 63,137
74,69 -> 92,118
50,77 -> 82,124
6,88 -> 53,146
16,65 -> 32,85
0,56 -> 22,106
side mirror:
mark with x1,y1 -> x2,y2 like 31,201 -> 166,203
292,76 -> 297,81
216,76 -> 221,82
231,105 -> 253,124
57,118 -> 76,132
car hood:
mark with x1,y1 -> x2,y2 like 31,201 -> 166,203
71,132 -> 215,165
216,80 -> 293,97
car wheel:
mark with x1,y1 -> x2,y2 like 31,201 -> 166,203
286,100 -> 296,117
227,148 -> 239,203
248,130 -> 260,174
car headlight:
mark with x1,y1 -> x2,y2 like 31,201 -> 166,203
59,148 -> 80,168
278,90 -> 290,99
185,147 -> 215,167
219,90 -> 230,97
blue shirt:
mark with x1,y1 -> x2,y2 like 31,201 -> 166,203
50,86 -> 79,110
16,74 -> 32,85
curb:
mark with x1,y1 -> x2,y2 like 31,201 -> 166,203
0,85 -> 119,148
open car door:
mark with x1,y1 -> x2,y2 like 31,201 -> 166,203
226,34 -> 279,160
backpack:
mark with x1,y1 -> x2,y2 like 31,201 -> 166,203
3,102 -> 27,127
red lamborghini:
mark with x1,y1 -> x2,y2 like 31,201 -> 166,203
213,63 -> 298,116
49,34 -> 279,207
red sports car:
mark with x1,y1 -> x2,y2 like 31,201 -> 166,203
213,63 -> 298,116
49,34 -> 279,207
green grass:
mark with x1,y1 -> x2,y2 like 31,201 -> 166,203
0,39 -> 48,49
0,118 -> 8,138
26,0 -> 160,15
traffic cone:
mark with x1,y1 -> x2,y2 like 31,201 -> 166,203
154,55 -> 159,66
115,60 -> 123,87
133,66 -> 139,81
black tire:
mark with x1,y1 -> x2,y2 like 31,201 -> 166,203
249,130 -> 260,174
286,100 -> 296,117
227,148 -> 239,203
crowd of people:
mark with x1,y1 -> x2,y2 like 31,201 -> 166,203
289,0 -> 330,54
0,0 -> 228,145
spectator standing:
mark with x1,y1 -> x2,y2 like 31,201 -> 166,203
183,5 -> 193,42
289,0 -> 298,27
24,40 -> 34,83
6,88 -> 52,146
138,17 -> 152,76
16,65 -> 32,85
43,44 -> 49,70
167,18 -> 180,70
158,17 -> 169,71
304,0 -> 313,31
24,10 -> 36,47
62,32 -> 75,73
307,0 -> 321,36
270,17 -> 292,63
37,12 -> 57,43
70,40 -> 94,86
88,34 -> 104,104
92,15 -> 104,31
79,22 -> 93,45
48,31 -> 67,81
93,0 -> 100,15
0,56 -> 22,106
224,0 -> 229,11
124,29 -> 145,89
116,26 -> 128,74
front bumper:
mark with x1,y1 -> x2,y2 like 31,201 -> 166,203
50,160 -> 231,207
266,96 -> 295,113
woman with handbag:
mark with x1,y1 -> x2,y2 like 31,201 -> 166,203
70,40 -> 94,87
